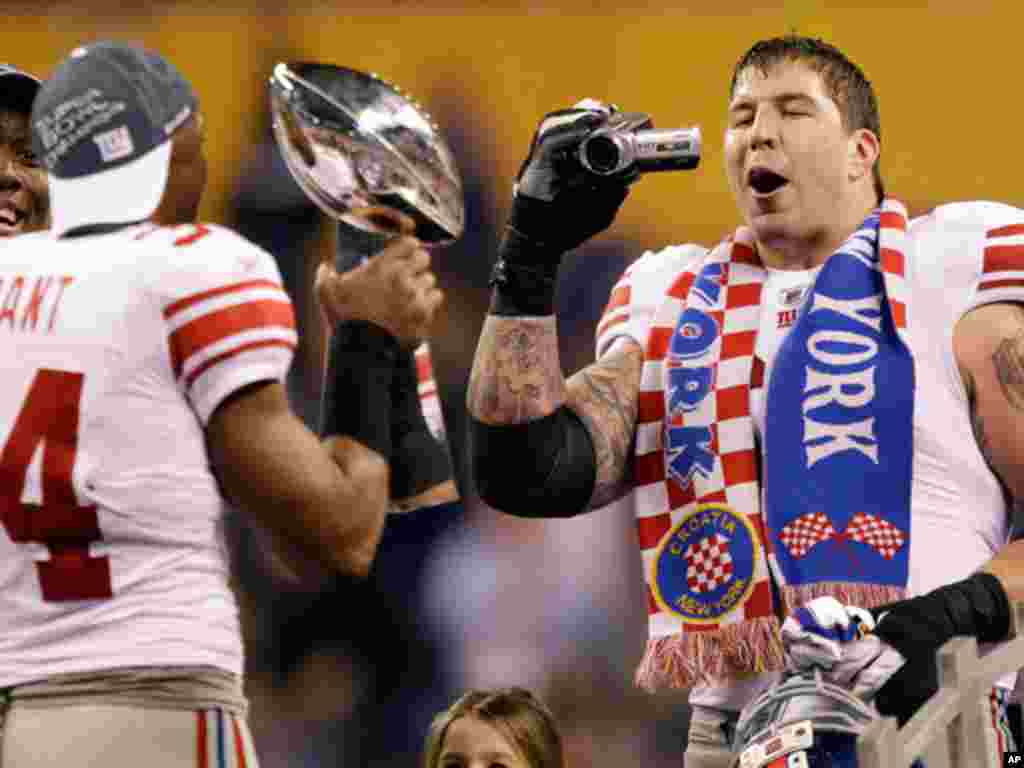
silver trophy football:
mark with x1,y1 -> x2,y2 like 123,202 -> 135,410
269,61 -> 464,245
269,62 -> 463,509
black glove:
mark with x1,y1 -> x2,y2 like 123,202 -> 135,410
871,572 -> 1011,725
509,102 -> 638,257
490,101 -> 637,316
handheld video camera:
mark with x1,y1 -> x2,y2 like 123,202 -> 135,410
578,111 -> 701,177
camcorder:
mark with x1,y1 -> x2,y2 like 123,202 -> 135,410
577,111 -> 701,177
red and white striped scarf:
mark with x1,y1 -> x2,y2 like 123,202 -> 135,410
631,200 -> 910,691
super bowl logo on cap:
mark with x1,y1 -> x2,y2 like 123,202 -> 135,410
93,125 -> 134,163
651,502 -> 760,624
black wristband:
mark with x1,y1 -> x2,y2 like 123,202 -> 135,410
320,320 -> 400,459
389,347 -> 453,498
488,227 -> 562,317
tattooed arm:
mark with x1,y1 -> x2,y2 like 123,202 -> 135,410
954,302 -> 1024,601
468,314 -> 643,512
467,316 -> 568,425
565,338 -> 643,508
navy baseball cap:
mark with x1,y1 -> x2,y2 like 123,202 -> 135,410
0,64 -> 41,115
30,41 -> 198,236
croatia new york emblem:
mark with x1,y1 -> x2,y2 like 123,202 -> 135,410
652,503 -> 760,624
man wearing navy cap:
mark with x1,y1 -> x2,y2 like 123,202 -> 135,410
0,64 -> 46,235
0,40 -> 441,767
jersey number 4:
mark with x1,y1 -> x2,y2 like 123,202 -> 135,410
0,369 -> 112,601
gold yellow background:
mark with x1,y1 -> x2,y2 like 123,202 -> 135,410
6,2 -> 1018,250
5,5 -> 1021,763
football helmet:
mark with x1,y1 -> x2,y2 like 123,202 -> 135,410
731,670 -> 887,768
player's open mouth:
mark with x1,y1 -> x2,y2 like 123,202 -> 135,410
0,206 -> 26,233
748,167 -> 790,197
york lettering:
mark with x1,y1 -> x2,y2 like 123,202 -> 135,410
808,291 -> 882,333
692,262 -> 724,306
666,425 -> 714,486
803,366 -> 876,413
668,366 -> 713,413
801,292 -> 882,468
670,308 -> 719,360
807,330 -> 878,367
805,415 -> 878,467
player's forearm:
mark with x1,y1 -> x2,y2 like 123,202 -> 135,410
564,341 -> 643,508
466,314 -> 567,425
318,436 -> 390,578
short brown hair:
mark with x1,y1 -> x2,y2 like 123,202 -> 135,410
731,34 -> 885,203
422,687 -> 565,768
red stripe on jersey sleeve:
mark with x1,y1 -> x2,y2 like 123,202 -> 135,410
196,712 -> 208,768
987,223 -> 1024,239
603,283 -> 631,313
979,277 -> 1024,292
163,279 -> 282,320
173,224 -> 212,247
983,245 -> 1024,275
232,715 -> 249,768
185,338 -> 297,388
416,349 -> 434,383
169,300 -> 295,377
596,312 -> 629,338
597,284 -> 631,333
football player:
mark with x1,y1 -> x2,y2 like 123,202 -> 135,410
0,64 -> 46,235
467,33 -> 1024,768
0,41 -> 439,766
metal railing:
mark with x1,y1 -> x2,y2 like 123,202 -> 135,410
858,602 -> 1024,768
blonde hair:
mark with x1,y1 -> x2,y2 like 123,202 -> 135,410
423,687 -> 565,768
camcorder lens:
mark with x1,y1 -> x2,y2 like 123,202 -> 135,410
583,135 -> 621,174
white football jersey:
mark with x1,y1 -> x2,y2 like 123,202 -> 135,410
597,201 -> 1024,709
0,222 -> 296,687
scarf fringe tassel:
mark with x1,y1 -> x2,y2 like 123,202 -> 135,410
634,615 -> 785,691
634,582 -> 906,691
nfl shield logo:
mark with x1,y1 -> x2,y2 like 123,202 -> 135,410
93,126 -> 134,163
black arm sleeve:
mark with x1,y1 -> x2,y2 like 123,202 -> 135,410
389,346 -> 453,498
320,320 -> 398,458
469,406 -> 597,518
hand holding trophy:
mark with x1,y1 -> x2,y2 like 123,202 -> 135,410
269,62 -> 464,511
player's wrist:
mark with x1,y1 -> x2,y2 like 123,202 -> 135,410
488,226 -> 561,317
336,319 -> 402,358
